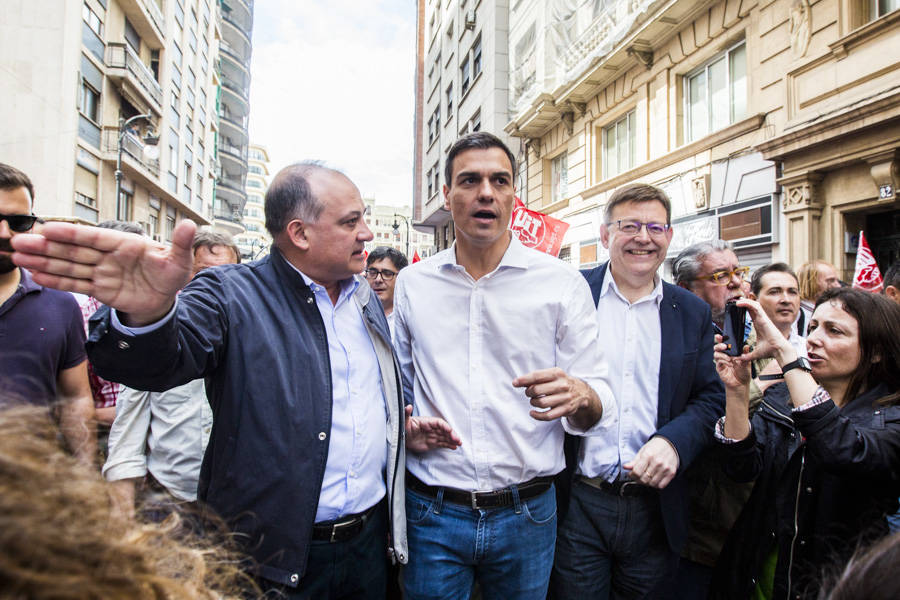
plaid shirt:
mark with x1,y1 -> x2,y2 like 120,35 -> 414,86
76,294 -> 121,408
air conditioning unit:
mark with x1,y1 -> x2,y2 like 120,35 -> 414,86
465,10 -> 476,30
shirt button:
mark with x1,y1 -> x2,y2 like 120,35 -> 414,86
805,486 -> 813,493
318,432 -> 327,441
290,573 -> 299,584
307,297 -> 314,304
117,340 -> 130,350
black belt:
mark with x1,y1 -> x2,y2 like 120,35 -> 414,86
311,500 -> 381,543
580,475 -> 656,498
406,471 -> 553,510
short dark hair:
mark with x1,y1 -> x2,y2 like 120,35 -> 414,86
192,229 -> 241,264
604,183 -> 671,225
883,262 -> 900,291
366,246 -> 408,271
444,132 -> 516,188
265,161 -> 345,236
814,288 -> 900,406
0,163 -> 35,208
96,220 -> 145,236
750,262 -> 798,296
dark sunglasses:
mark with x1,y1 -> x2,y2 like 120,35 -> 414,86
0,213 -> 38,233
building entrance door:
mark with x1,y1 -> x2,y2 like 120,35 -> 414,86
865,209 -> 900,273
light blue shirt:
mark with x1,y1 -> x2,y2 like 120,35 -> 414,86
300,272 -> 389,522
577,273 -> 663,481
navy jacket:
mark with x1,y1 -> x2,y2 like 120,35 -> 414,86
711,383 -> 900,600
87,247 -> 407,586
566,262 -> 725,552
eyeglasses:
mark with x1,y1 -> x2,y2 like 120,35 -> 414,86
0,213 -> 38,233
695,266 -> 751,286
607,220 -> 671,237
365,267 -> 397,281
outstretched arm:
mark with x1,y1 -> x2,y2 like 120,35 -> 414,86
12,220 -> 196,326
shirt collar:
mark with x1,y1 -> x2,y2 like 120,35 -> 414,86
18,267 -> 42,295
285,261 -> 359,302
439,234 -> 530,273
600,267 -> 664,306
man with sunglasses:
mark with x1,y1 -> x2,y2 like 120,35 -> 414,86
365,246 -> 408,336
551,183 -> 724,599
0,163 -> 95,466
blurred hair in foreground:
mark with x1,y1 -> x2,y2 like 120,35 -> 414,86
818,532 -> 900,600
0,398 -> 258,599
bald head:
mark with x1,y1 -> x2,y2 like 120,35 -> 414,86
264,161 -> 351,236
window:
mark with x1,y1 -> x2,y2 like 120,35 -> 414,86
446,82 -> 453,115
471,111 -> 481,132
472,37 -> 482,77
685,42 -> 746,142
168,128 -> 179,174
428,106 -> 441,144
874,0 -> 899,18
461,57 -> 470,95
171,64 -> 182,89
124,18 -> 140,52
172,42 -> 183,68
174,0 -> 184,27
603,110 -> 636,178
166,207 -> 176,241
82,4 -> 102,37
118,189 -> 133,220
149,210 -> 159,238
80,81 -> 100,122
187,68 -> 196,90
551,153 -> 568,202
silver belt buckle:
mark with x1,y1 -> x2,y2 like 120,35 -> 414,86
470,490 -> 481,510
330,518 -> 356,543
619,480 -> 638,496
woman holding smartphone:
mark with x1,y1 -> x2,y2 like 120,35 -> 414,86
709,288 -> 900,600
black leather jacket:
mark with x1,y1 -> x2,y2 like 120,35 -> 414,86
710,382 -> 900,600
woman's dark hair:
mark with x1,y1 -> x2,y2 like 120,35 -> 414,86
814,288 -> 900,405
818,532 -> 900,600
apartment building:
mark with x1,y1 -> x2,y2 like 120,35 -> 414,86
364,200 -> 435,261
505,0 -> 899,276
234,143 -> 271,260
0,0 -> 236,244
413,0 -> 522,253
212,0 -> 253,237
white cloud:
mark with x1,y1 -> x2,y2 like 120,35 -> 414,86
248,0 -> 416,208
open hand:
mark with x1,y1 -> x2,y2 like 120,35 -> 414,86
12,220 -> 196,325
404,405 -> 462,453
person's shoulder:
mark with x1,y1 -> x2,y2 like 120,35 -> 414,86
664,280 -> 708,311
518,245 -> 581,280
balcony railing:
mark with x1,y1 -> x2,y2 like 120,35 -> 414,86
219,39 -> 250,67
222,14 -> 252,41
214,208 -> 243,224
219,140 -> 248,162
101,128 -> 161,177
141,0 -> 165,36
106,42 -> 163,107
218,109 -> 248,130
220,76 -> 250,102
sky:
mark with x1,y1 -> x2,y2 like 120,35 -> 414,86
248,0 -> 417,208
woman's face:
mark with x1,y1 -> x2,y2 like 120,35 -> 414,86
806,300 -> 862,386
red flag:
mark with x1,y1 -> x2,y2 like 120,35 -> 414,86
412,250 -> 421,263
509,196 -> 570,257
852,231 -> 883,292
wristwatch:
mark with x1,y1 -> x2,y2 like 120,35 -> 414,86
781,356 -> 812,375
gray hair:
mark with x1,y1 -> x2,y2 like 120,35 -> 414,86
672,240 -> 732,286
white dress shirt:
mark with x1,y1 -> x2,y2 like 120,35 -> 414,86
577,272 -> 663,481
103,379 -> 212,501
393,236 -> 615,491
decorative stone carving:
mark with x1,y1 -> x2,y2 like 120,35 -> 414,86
692,174 -> 710,210
868,151 -> 899,201
527,138 -> 542,159
627,46 -> 654,69
561,111 -> 575,136
781,172 -> 823,211
789,0 -> 811,58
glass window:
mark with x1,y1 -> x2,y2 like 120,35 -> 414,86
82,4 -> 102,37
603,110 -> 636,178
461,58 -> 470,95
875,0 -> 899,18
551,153 -> 568,202
686,42 -> 747,142
446,82 -> 453,115
80,81 -> 100,122
124,18 -> 141,52
172,42 -> 183,68
473,37 -> 482,77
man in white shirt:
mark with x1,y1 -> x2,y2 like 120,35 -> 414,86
393,132 -> 614,600
551,183 -> 724,599
749,262 -> 807,359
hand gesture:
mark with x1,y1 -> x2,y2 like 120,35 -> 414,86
12,220 -> 197,325
736,298 -> 792,362
713,333 -> 751,391
404,405 -> 462,454
623,437 -> 679,489
512,367 -> 597,424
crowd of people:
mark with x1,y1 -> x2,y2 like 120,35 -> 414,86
1,130 -> 899,600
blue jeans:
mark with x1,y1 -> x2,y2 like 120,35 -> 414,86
402,484 -> 557,600
551,479 -> 676,600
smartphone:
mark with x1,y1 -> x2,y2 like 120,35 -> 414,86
722,300 -> 747,357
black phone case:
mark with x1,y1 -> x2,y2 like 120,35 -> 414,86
723,302 -> 747,357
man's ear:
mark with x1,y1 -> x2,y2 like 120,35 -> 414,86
885,285 -> 900,304
747,292 -> 758,301
442,185 -> 451,212
285,219 -> 309,251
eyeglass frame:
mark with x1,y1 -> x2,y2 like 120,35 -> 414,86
0,213 -> 38,233
605,219 -> 672,237
694,266 -> 751,286
364,267 -> 398,281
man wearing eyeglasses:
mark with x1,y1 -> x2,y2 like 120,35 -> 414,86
0,163 -> 96,466
672,241 -> 748,330
365,246 -> 408,336
551,183 -> 724,599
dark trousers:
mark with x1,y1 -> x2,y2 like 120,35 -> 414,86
550,479 -> 677,600
257,502 -> 388,600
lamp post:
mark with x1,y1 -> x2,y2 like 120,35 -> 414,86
115,113 -> 159,220
392,213 -> 411,258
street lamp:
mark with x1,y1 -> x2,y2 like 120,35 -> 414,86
392,213 -> 411,258
115,113 -> 159,220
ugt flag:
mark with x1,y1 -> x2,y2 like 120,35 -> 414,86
509,197 -> 569,257
852,231 -> 883,292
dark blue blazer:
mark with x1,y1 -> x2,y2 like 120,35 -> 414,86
572,261 -> 725,552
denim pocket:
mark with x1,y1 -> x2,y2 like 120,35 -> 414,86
405,490 -> 435,524
522,489 -> 557,526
